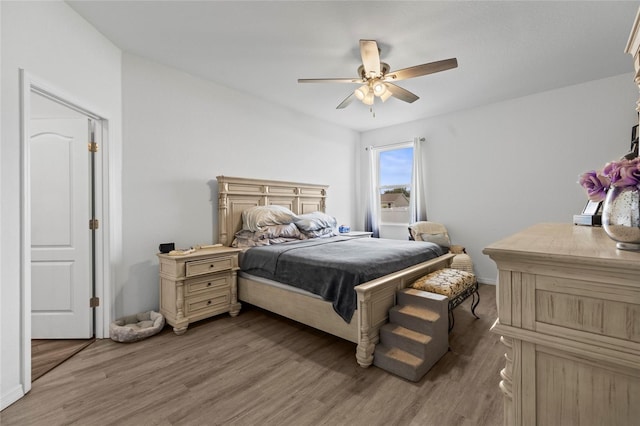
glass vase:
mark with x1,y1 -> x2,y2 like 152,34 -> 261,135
602,185 -> 640,251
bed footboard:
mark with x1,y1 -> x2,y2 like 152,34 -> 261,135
354,253 -> 454,367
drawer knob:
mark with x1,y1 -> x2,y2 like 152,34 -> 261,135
209,264 -> 215,268
207,300 -> 212,305
207,282 -> 211,287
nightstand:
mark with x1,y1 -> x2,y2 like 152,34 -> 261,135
157,246 -> 241,335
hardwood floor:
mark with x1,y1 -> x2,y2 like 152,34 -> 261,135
32,338 -> 95,381
1,284 -> 502,426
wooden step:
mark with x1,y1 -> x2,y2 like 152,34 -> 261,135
397,287 -> 448,312
379,323 -> 432,358
389,304 -> 441,335
373,343 -> 443,383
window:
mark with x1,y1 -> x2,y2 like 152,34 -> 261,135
366,138 -> 424,239
378,145 -> 413,226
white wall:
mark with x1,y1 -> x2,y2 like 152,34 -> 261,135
360,73 -> 638,284
1,1 -> 122,409
118,53 -> 359,318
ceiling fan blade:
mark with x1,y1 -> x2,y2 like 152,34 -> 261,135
336,93 -> 355,109
385,58 -> 458,82
360,39 -> 381,77
385,83 -> 419,103
298,78 -> 362,84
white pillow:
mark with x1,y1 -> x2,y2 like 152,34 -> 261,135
232,225 -> 305,248
242,205 -> 298,232
294,211 -> 337,232
301,227 -> 337,239
256,223 -> 303,239
419,232 -> 451,248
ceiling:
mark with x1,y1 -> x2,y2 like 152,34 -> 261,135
67,1 -> 639,132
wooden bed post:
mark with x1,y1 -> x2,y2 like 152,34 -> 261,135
218,186 -> 229,246
356,292 -> 375,367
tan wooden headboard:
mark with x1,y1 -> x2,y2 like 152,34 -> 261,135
216,176 -> 328,246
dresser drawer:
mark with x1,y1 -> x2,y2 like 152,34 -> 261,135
185,256 -> 233,277
185,273 -> 231,296
184,289 -> 230,317
535,275 -> 640,343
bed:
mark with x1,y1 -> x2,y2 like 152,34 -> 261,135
216,176 -> 454,367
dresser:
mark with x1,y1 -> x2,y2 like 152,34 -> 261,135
158,246 -> 241,334
483,223 -> 640,426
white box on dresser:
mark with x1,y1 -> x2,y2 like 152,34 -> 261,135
158,246 -> 241,335
484,223 -> 640,426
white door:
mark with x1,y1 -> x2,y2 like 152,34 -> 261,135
30,118 -> 93,338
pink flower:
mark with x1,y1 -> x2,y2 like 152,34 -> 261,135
610,158 -> 640,188
578,170 -> 610,202
579,158 -> 640,201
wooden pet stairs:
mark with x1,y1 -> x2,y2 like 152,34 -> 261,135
373,288 -> 449,382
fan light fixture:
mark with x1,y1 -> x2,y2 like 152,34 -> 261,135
379,89 -> 392,102
353,79 -> 390,106
363,91 -> 375,106
354,84 -> 369,101
372,80 -> 386,96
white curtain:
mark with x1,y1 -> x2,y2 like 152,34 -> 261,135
409,137 -> 427,224
364,146 -> 380,238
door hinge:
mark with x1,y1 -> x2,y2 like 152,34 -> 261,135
90,297 -> 100,308
89,218 -> 99,230
88,142 -> 99,152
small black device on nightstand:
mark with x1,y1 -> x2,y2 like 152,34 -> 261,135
159,242 -> 175,254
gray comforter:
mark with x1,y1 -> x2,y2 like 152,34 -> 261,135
240,236 -> 445,323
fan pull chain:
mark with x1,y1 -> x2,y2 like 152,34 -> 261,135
370,106 -> 375,118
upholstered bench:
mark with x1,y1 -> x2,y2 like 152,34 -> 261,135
411,268 -> 480,332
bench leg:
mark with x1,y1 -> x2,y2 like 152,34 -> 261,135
448,283 -> 480,332
470,284 -> 480,319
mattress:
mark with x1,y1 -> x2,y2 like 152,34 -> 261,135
240,236 -> 445,322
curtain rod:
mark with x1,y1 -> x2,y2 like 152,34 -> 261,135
365,137 -> 424,151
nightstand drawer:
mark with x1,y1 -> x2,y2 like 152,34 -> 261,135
186,256 -> 233,277
185,273 -> 230,296
185,290 -> 230,316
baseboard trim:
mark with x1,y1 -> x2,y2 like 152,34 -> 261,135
1,384 -> 25,411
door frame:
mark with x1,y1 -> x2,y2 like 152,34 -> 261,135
19,69 -> 113,391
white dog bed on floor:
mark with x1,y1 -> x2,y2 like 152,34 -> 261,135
109,310 -> 165,343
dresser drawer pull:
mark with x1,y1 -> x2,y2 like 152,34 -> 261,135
207,282 -> 211,287
207,300 -> 212,305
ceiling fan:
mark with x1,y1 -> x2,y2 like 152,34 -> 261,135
298,39 -> 458,109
